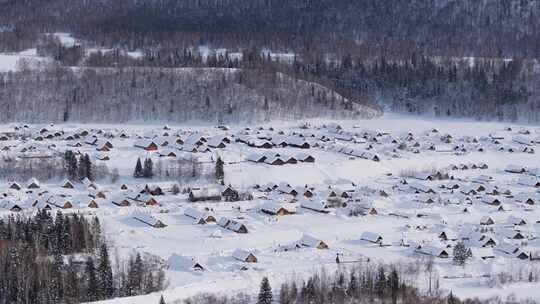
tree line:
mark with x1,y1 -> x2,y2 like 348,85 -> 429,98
136,156 -> 226,185
0,149 -> 117,183
181,265 -> 507,304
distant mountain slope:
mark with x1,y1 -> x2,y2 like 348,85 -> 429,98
0,67 -> 380,123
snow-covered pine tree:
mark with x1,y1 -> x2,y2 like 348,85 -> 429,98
453,242 -> 472,266
215,157 -> 224,182
64,258 -> 81,303
389,268 -> 399,304
159,294 -> 166,304
127,253 -> 144,296
85,257 -> 99,301
78,155 -> 87,181
134,158 -> 143,178
143,158 -> 154,178
375,266 -> 386,297
84,154 -> 94,181
64,150 -> 78,180
257,277 -> 273,304
97,244 -> 114,299
279,283 -> 290,304
348,271 -> 358,297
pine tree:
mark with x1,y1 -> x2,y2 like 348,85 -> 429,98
257,277 -> 273,304
63,215 -> 73,254
50,251 -> 64,302
448,291 -> 457,304
304,277 -> 316,303
453,242 -> 472,266
127,253 -> 143,296
78,155 -> 87,181
54,210 -> 65,254
85,257 -> 99,301
64,150 -> 78,180
348,272 -> 358,297
279,283 -> 290,304
143,158 -> 154,178
97,244 -> 114,299
134,158 -> 143,178
159,294 -> 166,304
64,259 -> 81,304
388,268 -> 399,304
289,281 -> 298,300
375,266 -> 386,297
215,157 -> 224,181
84,154 -> 94,181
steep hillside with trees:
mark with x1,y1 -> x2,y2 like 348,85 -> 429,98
0,67 -> 379,123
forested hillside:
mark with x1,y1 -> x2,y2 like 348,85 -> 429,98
0,67 -> 378,123
2,0 -> 540,58
1,0 -> 540,122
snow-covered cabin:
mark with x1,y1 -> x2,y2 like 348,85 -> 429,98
295,153 -> 315,163
133,212 -> 167,228
481,196 -> 502,206
260,202 -> 296,216
360,231 -> 383,244
514,193 -> 536,205
167,254 -> 205,272
299,234 -> 329,249
232,249 -> 258,263
134,139 -> 159,151
218,217 -> 248,233
415,246 -> 449,258
8,182 -> 22,190
300,200 -> 330,213
495,243 -> 529,259
409,182 -> 436,194
62,180 -> 75,189
480,216 -> 495,225
82,177 -> 98,190
184,207 -> 217,223
27,178 -> 40,189
246,153 -> 267,163
505,165 -> 527,174
0,200 -> 22,212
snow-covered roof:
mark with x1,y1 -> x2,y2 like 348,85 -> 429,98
361,231 -> 383,243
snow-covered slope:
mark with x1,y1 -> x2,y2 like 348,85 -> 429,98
0,67 -> 381,123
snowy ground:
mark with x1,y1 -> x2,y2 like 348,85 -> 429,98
0,113 -> 539,303
0,48 -> 50,72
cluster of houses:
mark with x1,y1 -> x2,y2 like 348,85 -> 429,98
0,177 -> 181,214
309,123 -> 540,162
379,163 -> 540,261
1,122 -> 540,273
246,152 -> 315,165
0,122 -> 536,172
